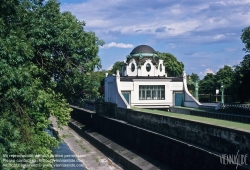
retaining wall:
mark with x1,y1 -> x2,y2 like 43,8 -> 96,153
70,104 -> 250,169
170,107 -> 250,123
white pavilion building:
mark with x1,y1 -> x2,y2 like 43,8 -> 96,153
104,45 -> 200,109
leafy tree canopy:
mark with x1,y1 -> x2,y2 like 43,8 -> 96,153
157,52 -> 184,77
234,54 -> 250,103
187,73 -> 200,82
91,70 -> 108,97
215,65 -> 234,94
109,61 -> 124,75
241,26 -> 250,53
0,0 -> 103,169
199,74 -> 216,95
237,26 -> 250,103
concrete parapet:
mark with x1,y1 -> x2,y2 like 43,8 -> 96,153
71,105 -> 250,169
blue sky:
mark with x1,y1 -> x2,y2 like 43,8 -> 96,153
59,0 -> 250,78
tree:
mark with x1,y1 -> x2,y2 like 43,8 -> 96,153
157,52 -> 184,77
234,54 -> 250,103
109,61 -> 124,75
186,73 -> 200,97
0,0 -> 103,169
215,65 -> 234,95
199,74 -> 216,101
233,26 -> 250,103
92,70 -> 108,97
241,26 -> 250,53
188,73 -> 200,82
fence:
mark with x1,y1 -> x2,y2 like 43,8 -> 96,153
223,104 -> 250,115
198,94 -> 239,103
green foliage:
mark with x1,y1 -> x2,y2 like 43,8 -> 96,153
157,52 -> 184,77
234,54 -> 250,103
0,0 -> 103,169
109,61 -> 124,75
92,70 -> 109,96
199,66 -> 234,95
199,74 -> 216,95
241,26 -> 250,53
187,73 -> 200,82
234,26 -> 250,103
215,65 -> 234,95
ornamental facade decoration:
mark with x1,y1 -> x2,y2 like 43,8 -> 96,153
126,53 -> 160,68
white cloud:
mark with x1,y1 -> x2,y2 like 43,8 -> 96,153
107,64 -> 113,70
213,34 -> 226,40
224,48 -> 238,52
60,0 -> 250,77
199,72 -> 205,78
60,0 -> 250,44
205,68 -> 215,75
168,43 -> 177,49
102,42 -> 134,49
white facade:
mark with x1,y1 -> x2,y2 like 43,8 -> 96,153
123,58 -> 165,77
104,71 -> 201,109
104,45 -> 201,109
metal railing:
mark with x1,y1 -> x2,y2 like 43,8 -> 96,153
224,104 -> 250,111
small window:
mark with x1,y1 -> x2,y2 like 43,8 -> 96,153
131,63 -> 135,72
146,63 -> 151,72
160,64 -> 162,72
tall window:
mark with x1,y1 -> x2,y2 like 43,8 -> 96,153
131,63 -> 135,72
139,85 -> 165,100
146,63 -> 151,72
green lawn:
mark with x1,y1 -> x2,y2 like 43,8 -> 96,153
131,107 -> 250,132
174,106 -> 250,115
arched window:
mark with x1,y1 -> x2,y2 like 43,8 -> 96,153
146,63 -> 151,72
160,64 -> 162,72
131,63 -> 135,72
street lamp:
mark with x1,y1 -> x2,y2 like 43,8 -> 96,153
187,76 -> 199,100
216,89 -> 219,102
220,82 -> 224,108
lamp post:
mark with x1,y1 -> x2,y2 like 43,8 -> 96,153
220,82 -> 224,108
187,76 -> 199,100
216,89 -> 219,102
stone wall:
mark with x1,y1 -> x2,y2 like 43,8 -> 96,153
70,104 -> 250,169
83,100 -> 96,111
126,109 -> 250,158
93,115 -> 237,170
95,102 -> 250,164
170,107 -> 250,123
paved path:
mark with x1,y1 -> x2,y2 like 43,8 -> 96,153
52,140 -> 86,170
200,102 -> 218,107
50,117 -> 122,170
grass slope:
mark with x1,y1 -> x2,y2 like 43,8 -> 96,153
131,107 -> 250,132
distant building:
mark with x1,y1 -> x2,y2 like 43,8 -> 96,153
205,68 -> 215,75
104,45 -> 200,109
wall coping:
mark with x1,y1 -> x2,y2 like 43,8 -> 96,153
130,108 -> 250,134
70,105 -> 96,114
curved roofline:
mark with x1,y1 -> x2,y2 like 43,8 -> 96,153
130,53 -> 158,57
130,45 -> 156,54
